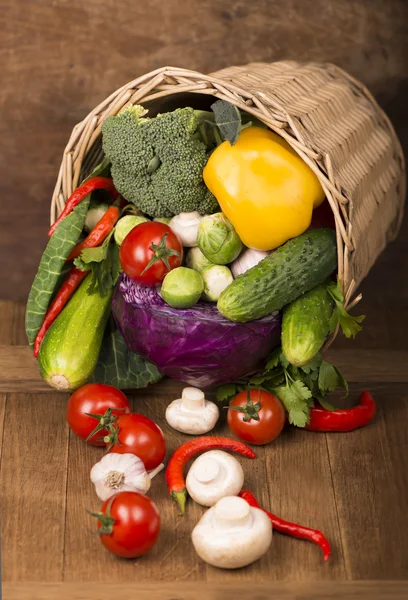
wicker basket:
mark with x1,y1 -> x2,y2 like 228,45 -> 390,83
51,61 -> 405,317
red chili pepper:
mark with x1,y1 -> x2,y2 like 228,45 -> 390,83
66,202 -> 121,262
166,437 -> 256,514
239,490 -> 331,562
33,267 -> 89,357
48,177 -> 118,237
306,391 -> 376,432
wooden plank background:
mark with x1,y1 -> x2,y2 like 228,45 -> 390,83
0,0 -> 407,302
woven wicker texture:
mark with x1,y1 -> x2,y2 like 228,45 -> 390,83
51,62 -> 405,310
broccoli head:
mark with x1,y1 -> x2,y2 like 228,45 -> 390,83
101,105 -> 219,218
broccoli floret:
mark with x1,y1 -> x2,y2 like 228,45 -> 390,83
101,105 -> 219,218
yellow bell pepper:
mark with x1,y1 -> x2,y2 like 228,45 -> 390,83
203,127 -> 325,251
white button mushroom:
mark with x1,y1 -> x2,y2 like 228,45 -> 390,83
192,496 -> 272,569
165,387 -> 219,435
186,450 -> 244,507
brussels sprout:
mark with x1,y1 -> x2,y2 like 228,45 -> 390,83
197,213 -> 243,265
114,214 -> 149,246
161,267 -> 204,309
84,203 -> 110,233
186,247 -> 214,274
201,265 -> 233,302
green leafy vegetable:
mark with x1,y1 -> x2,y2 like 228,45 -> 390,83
216,347 -> 349,428
274,379 -> 313,427
211,100 -> 243,146
216,383 -> 242,403
327,280 -> 365,338
74,231 -> 121,297
25,197 -> 90,347
91,322 -> 162,389
318,360 -> 341,394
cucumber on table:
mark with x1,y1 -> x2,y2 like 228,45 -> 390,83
217,229 -> 337,323
39,274 -> 113,391
282,283 -> 334,366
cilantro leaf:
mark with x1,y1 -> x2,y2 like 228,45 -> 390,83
334,365 -> 349,396
318,360 -> 340,394
211,100 -> 242,146
264,347 -> 283,372
327,280 -> 365,338
74,231 -> 121,297
216,383 -> 242,403
273,380 -> 313,427
300,353 -> 323,374
316,397 -> 335,411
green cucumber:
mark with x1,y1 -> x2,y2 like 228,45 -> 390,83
217,229 -> 337,322
39,274 -> 113,391
282,283 -> 334,366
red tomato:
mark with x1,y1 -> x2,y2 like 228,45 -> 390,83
95,491 -> 160,558
107,413 -> 166,470
227,389 -> 285,445
66,384 -> 131,446
119,221 -> 183,286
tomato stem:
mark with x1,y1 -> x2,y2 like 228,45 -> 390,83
84,407 -> 119,442
141,232 -> 181,275
88,497 -> 116,536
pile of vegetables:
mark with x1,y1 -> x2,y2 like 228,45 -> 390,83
25,92 -> 378,570
27,98 -> 364,423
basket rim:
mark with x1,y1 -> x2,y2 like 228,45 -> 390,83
51,62 -> 406,319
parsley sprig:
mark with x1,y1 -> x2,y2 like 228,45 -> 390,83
327,280 -> 365,338
74,230 -> 121,297
216,347 -> 348,428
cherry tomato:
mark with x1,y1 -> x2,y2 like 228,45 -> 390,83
66,383 -> 131,446
94,491 -> 160,558
107,413 -> 166,470
119,221 -> 183,286
227,389 -> 285,445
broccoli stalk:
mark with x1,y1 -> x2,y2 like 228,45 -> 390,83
101,105 -> 219,218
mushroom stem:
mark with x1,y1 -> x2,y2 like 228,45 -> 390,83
181,387 -> 206,411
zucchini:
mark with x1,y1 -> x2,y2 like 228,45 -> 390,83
217,229 -> 337,322
38,274 -> 113,391
282,283 -> 334,366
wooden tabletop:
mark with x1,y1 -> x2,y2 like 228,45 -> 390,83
1,284 -> 408,599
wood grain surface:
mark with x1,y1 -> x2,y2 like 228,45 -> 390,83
1,303 -> 408,597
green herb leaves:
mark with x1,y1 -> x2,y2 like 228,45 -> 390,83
216,347 -> 349,428
327,280 -> 365,338
74,231 -> 121,297
211,100 -> 243,146
91,322 -> 162,389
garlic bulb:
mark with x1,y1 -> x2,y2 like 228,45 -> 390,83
90,453 -> 164,501
231,248 -> 270,278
